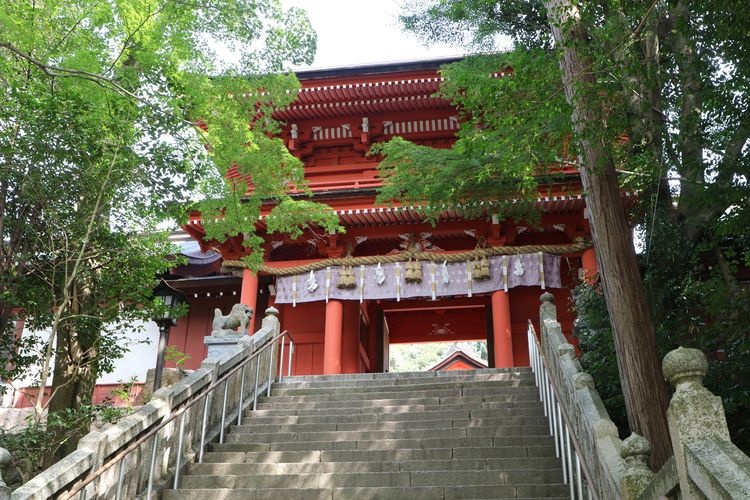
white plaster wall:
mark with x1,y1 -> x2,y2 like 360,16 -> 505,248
99,321 -> 160,384
13,320 -> 159,389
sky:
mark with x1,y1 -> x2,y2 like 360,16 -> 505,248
280,0 -> 466,70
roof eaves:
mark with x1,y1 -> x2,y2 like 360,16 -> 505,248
294,56 -> 465,81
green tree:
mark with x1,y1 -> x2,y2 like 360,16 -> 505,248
0,0 -> 336,463
374,49 -> 570,224
389,0 -> 750,465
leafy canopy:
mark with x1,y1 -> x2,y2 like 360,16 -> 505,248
374,49 -> 572,223
394,0 -> 750,452
0,0 -> 337,447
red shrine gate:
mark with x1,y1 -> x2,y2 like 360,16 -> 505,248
180,57 -> 600,376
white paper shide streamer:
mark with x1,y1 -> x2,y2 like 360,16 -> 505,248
359,265 -> 366,303
306,270 -> 318,292
375,262 -> 386,285
395,262 -> 401,302
441,261 -> 450,284
325,267 -> 331,303
430,262 -> 437,300
502,255 -> 508,292
538,252 -> 545,290
292,275 -> 297,307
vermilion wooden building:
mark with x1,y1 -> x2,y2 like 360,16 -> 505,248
428,350 -> 488,372
178,57 -> 599,376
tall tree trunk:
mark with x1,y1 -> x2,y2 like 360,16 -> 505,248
543,0 -> 672,468
46,286 -> 99,465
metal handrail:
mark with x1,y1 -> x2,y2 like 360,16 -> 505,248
527,321 -> 599,500
60,330 -> 295,500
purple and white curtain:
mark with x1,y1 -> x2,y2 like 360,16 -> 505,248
274,253 -> 561,306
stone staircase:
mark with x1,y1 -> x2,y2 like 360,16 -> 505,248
163,368 -> 567,499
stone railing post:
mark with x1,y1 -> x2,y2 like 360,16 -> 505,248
261,306 -> 280,335
539,292 -> 557,361
540,291 -> 557,323
662,347 -> 730,498
620,433 -> 655,499
252,307 -> 279,346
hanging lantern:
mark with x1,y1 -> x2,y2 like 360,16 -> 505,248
337,266 -> 357,289
405,260 -> 423,283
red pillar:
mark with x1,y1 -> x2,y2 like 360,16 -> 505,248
581,248 -> 599,284
491,290 -> 514,368
240,269 -> 259,334
341,333 -> 359,374
341,302 -> 359,374
323,300 -> 343,374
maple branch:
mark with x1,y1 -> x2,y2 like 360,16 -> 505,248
0,41 -> 144,103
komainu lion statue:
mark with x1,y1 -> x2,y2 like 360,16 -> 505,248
212,303 -> 253,336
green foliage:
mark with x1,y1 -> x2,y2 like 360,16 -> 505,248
0,334 -> 41,389
109,376 -> 140,408
641,214 -> 750,453
399,0 -> 750,453
0,402 -> 130,481
0,0 -> 333,460
574,253 -> 750,454
375,50 -> 571,224
571,283 -> 627,437
164,345 -> 191,368
400,0 -> 550,49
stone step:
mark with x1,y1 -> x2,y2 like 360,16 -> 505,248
255,392 -> 541,410
165,487 -> 443,500
245,405 -> 544,424
163,485 -> 569,500
168,370 -> 564,500
279,367 -> 530,384
265,385 -> 539,403
268,387 -> 464,403
224,425 -> 551,443
202,444 -> 558,465
190,456 -> 563,475
213,434 -> 555,452
257,394 -> 543,410
232,416 -> 550,433
272,377 -> 536,395
177,468 -> 565,489
249,399 -> 544,416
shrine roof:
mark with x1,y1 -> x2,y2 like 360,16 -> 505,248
319,194 -> 589,227
274,57 -> 470,122
427,349 -> 488,371
187,192 -> 629,231
293,57 -> 464,81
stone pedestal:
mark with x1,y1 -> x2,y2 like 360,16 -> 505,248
204,333 -> 244,359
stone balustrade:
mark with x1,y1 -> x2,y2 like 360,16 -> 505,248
538,292 -> 750,500
661,347 -> 750,499
538,292 -> 628,499
9,307 -> 282,500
